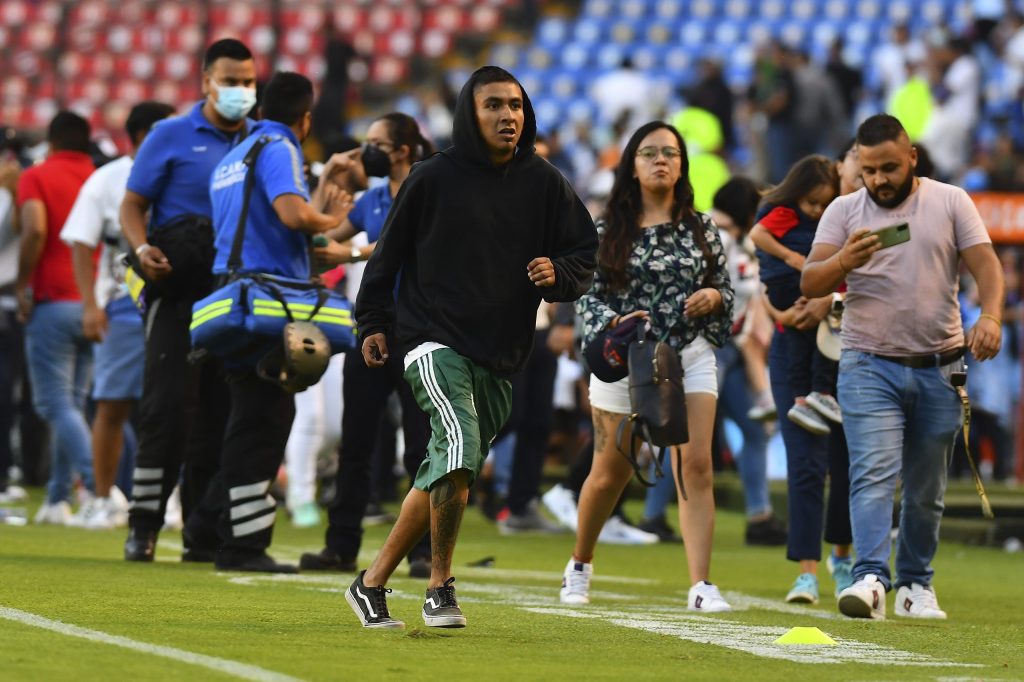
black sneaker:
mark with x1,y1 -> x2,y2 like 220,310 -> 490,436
422,577 -> 466,628
345,571 -> 405,629
299,548 -> 357,572
745,515 -> 788,546
181,546 -> 217,563
216,550 -> 298,574
124,527 -> 158,562
636,515 -> 682,543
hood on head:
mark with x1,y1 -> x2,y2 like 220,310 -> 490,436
450,66 -> 537,167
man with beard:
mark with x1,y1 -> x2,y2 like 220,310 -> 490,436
802,114 -> 1003,621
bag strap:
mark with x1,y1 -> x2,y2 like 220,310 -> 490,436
227,135 -> 274,275
952,369 -> 993,519
251,274 -> 331,324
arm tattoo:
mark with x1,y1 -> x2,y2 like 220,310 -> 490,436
430,479 -> 457,509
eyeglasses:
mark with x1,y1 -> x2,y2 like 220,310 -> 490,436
636,146 -> 682,161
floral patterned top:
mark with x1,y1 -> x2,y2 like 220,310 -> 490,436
576,214 -> 734,355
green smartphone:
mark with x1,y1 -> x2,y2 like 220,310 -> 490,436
868,222 -> 910,249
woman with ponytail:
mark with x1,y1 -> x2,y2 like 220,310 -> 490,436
559,121 -> 735,612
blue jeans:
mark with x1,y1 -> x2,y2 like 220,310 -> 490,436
837,350 -> 964,590
25,301 -> 94,504
716,344 -> 771,517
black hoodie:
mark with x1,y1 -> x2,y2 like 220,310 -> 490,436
355,67 -> 598,378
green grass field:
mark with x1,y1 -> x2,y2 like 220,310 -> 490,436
1,489 -> 1022,682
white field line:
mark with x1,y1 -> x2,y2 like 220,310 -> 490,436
0,606 -> 307,682
525,607 -> 983,668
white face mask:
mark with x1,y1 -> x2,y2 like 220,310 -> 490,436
212,82 -> 257,121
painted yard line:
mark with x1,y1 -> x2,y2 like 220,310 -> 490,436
723,591 -> 844,620
0,605 -> 306,682
524,607 -> 983,668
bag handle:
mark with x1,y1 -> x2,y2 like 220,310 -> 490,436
227,135 -> 274,275
251,274 -> 330,324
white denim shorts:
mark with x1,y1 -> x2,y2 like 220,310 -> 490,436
589,335 -> 718,414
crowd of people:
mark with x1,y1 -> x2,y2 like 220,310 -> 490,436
0,31 -> 1021,631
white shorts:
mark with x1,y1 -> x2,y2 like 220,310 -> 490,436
588,336 -> 718,414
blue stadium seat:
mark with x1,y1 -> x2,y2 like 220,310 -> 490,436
489,42 -> 519,71
687,0 -> 720,20
664,45 -> 696,73
536,16 -> 570,47
607,18 -> 641,45
643,16 -> 678,45
619,0 -> 650,20
582,0 -> 615,19
854,0 -> 882,21
757,0 -> 786,21
887,0 -> 914,25
790,0 -> 821,22
822,0 -> 849,21
594,43 -> 626,70
532,96 -> 563,133
548,69 -> 582,99
678,19 -> 709,45
559,42 -> 593,70
573,16 -> 607,45
523,45 -> 555,70
653,0 -> 684,21
631,45 -> 666,71
712,19 -> 745,46
779,21 -> 810,52
723,0 -> 753,20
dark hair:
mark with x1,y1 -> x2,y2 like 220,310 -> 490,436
837,138 -> 857,162
760,155 -> 838,210
125,101 -> 176,145
47,110 -> 90,153
203,38 -> 253,70
377,112 -> 434,162
913,142 -> 935,178
712,177 -> 762,234
856,114 -> 907,147
600,121 -> 711,292
470,65 -> 520,96
261,72 -> 313,128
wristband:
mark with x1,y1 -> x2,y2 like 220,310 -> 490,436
135,243 -> 152,257
979,313 -> 1001,326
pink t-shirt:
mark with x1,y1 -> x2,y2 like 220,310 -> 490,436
813,178 -> 991,355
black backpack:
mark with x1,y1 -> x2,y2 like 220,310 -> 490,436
617,325 -> 691,498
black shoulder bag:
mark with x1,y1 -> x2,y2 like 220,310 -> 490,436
617,325 -> 691,498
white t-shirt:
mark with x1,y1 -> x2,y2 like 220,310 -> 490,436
813,178 -> 991,355
60,156 -> 133,310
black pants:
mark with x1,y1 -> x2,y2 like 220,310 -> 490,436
325,350 -> 431,562
505,329 -> 558,515
129,296 -> 228,542
766,276 -> 836,396
824,424 -> 853,546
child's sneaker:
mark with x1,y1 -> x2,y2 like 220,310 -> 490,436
894,583 -> 947,619
838,574 -> 886,620
747,396 -> 777,422
806,391 -> 843,424
559,558 -> 592,605
345,571 -> 405,629
785,573 -> 819,604
423,577 -> 466,628
688,581 -> 731,612
788,399 -> 831,435
826,551 -> 854,597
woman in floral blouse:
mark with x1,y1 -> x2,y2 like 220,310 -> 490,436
558,121 -> 735,612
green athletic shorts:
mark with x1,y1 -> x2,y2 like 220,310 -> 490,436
404,347 -> 512,491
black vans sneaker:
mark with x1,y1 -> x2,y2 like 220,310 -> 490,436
345,571 -> 405,629
422,577 -> 466,628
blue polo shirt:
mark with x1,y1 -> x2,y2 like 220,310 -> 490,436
210,120 -> 311,280
126,101 -> 252,230
347,182 -> 392,243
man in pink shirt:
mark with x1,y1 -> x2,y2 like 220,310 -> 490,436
803,114 -> 1003,621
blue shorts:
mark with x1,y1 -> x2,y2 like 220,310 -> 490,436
92,312 -> 145,401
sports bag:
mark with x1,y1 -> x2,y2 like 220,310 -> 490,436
617,325 -> 690,498
189,135 -> 356,363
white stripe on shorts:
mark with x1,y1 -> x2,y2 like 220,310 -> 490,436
428,352 -> 465,470
417,354 -> 463,472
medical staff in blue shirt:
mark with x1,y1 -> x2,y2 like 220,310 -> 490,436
196,71 -> 352,574
118,39 -> 258,566
300,113 -> 441,577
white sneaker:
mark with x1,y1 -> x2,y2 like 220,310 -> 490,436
688,581 -> 732,613
559,558 -> 593,605
598,516 -> 659,545
71,497 -> 106,528
34,501 -> 73,525
107,486 -> 130,528
164,485 -> 183,531
0,485 -> 27,503
541,484 -> 578,531
895,583 -> 947,620
82,498 -> 121,530
805,392 -> 843,424
838,574 -> 886,620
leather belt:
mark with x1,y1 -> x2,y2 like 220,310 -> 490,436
868,347 -> 965,369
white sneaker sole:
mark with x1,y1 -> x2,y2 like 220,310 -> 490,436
838,594 -> 884,620
785,591 -> 818,605
560,592 -> 590,605
688,603 -> 732,613
422,611 -> 467,628
345,589 -> 405,629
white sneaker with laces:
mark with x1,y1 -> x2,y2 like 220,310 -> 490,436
598,516 -> 659,545
838,574 -> 886,620
805,392 -> 843,424
0,485 -> 28,503
895,583 -> 947,619
82,498 -> 118,530
541,484 -> 578,531
34,501 -> 73,525
688,581 -> 732,612
107,486 -> 130,528
69,497 -> 103,528
560,558 -> 593,605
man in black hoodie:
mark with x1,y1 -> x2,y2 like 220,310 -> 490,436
346,66 -> 598,629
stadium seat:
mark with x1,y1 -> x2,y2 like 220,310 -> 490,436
536,16 -> 571,47
573,17 -> 608,45
723,0 -> 752,20
619,0 -> 648,20
583,0 -> 615,20
653,0 -> 684,21
757,0 -> 786,21
594,44 -> 626,70
679,19 -> 709,46
559,43 -> 593,70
